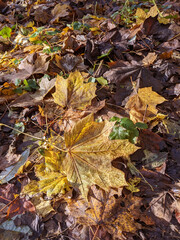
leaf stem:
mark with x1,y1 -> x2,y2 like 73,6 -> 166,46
0,123 -> 66,152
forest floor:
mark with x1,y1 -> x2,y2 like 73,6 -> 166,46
0,0 -> 180,239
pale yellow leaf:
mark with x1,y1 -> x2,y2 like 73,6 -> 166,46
23,150 -> 71,198
142,52 -> 157,67
62,114 -> 139,198
31,197 -> 54,218
126,87 -> 166,123
53,71 -> 96,110
147,6 -> 158,18
135,8 -> 147,25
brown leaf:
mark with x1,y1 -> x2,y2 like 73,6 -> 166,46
142,52 -> 157,66
66,186 -> 141,238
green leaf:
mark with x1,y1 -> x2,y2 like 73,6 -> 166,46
23,79 -> 39,91
96,77 -> 108,86
109,116 -> 120,122
0,26 -> 12,39
88,77 -> 96,83
97,48 -> 113,59
120,118 -> 135,130
72,21 -> 83,30
12,122 -> 25,135
135,122 -> 148,129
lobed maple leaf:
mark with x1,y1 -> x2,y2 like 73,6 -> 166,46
53,71 -> 96,110
126,87 -> 166,123
23,149 -> 71,198
66,186 -> 142,238
62,114 -> 139,198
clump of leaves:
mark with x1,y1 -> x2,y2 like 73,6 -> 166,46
22,114 -> 139,199
109,117 -> 148,144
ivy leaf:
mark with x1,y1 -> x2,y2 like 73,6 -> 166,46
135,122 -> 148,129
53,71 -> 96,110
62,114 -> 139,198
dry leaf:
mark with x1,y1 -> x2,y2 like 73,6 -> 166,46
62,114 -> 139,198
23,150 -> 71,198
126,87 -> 166,123
10,76 -> 56,108
142,52 -> 157,66
135,6 -> 169,25
51,4 -> 70,23
66,186 -> 141,238
53,71 -> 96,110
135,8 -> 147,25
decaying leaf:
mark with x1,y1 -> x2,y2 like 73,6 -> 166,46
66,186 -> 142,238
126,87 -> 166,123
51,3 -> 70,23
62,114 -> 139,198
53,71 -> 96,110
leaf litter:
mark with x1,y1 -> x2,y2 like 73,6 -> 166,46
0,0 -> 180,239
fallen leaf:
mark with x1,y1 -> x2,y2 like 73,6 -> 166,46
51,4 -> 70,23
66,186 -> 142,238
62,114 -> 139,198
5,53 -> 50,82
10,76 -> 56,108
7,198 -> 35,219
0,149 -> 30,184
142,150 -> 168,170
0,215 -> 32,238
53,71 -> 96,110
125,87 -> 166,123
142,52 -> 157,66
23,149 -> 71,198
31,197 -> 54,218
162,119 -> 180,139
135,8 -> 147,25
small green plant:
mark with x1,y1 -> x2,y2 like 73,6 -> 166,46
109,117 -> 148,144
0,26 -> 12,39
15,78 -> 39,93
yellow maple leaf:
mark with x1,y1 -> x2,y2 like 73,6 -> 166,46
62,114 -> 139,198
23,149 -> 71,198
126,87 -> 166,123
135,8 -> 147,25
53,71 -> 96,110
135,6 -> 170,25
